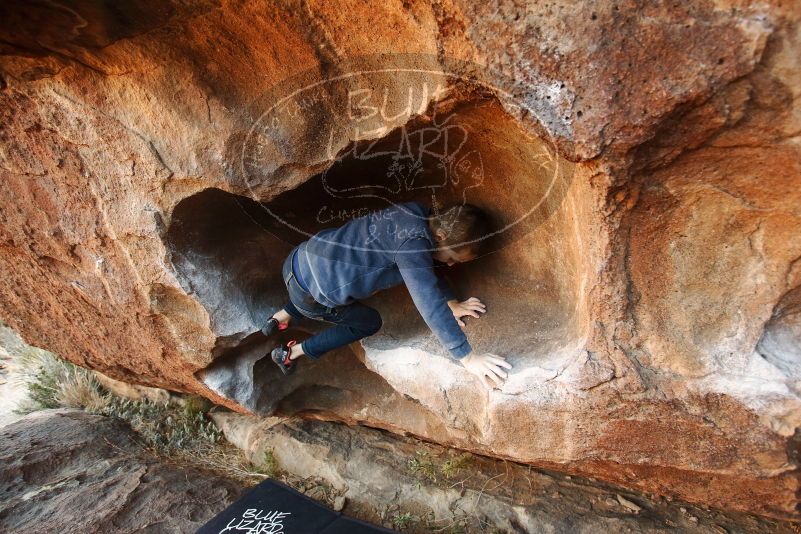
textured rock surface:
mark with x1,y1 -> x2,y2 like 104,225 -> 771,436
212,411 -> 799,533
1,0 -> 800,519
0,409 -> 244,533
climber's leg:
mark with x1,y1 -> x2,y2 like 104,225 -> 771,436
294,302 -> 383,360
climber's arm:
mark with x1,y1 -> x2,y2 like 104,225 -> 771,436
394,237 -> 512,388
435,274 -> 456,301
433,268 -> 486,327
395,237 -> 472,358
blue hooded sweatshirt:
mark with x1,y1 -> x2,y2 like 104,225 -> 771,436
293,201 -> 472,359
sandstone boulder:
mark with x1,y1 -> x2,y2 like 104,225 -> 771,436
0,0 -> 799,519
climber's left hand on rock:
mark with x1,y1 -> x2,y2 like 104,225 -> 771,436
448,297 -> 486,328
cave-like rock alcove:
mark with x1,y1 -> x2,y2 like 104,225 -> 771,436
165,97 -> 587,414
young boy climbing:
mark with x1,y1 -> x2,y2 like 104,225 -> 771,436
263,201 -> 512,389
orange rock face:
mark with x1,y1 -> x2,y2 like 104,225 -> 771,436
1,0 -> 799,519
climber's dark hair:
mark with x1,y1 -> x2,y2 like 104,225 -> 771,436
429,203 -> 491,251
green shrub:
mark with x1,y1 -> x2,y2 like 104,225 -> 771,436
255,449 -> 279,477
182,394 -> 212,416
15,349 -> 104,413
101,395 -> 223,451
391,511 -> 418,530
440,452 -> 473,479
408,450 -> 439,483
408,450 -> 474,484
16,349 -> 222,453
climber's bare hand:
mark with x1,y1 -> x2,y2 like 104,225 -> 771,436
460,352 -> 512,390
448,297 -> 487,328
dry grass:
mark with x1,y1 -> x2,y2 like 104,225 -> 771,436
14,349 -> 100,413
12,347 -> 347,503
56,368 -> 107,412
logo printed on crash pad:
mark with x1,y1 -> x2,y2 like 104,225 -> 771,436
219,508 -> 290,534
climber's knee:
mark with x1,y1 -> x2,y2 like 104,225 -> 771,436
365,310 -> 383,336
355,307 -> 382,337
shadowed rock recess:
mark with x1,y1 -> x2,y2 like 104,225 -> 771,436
1,0 -> 799,520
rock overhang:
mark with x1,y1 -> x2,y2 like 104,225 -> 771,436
1,0 -> 800,519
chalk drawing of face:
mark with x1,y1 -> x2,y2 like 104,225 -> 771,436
450,149 -> 484,204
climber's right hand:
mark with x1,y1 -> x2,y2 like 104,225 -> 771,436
459,352 -> 512,390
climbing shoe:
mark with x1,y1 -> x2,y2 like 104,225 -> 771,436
271,339 -> 298,376
261,317 -> 289,337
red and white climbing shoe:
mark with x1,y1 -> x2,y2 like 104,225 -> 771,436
271,339 -> 298,376
261,317 -> 289,338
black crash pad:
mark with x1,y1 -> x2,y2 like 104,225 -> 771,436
197,478 -> 397,534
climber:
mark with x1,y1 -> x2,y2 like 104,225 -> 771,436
263,201 -> 512,389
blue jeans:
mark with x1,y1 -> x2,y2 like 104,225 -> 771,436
281,248 -> 382,359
